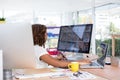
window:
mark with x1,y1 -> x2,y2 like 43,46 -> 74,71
95,3 -> 120,57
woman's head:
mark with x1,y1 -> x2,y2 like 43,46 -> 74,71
32,24 -> 47,47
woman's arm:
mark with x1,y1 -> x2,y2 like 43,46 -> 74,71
40,54 -> 70,68
40,54 -> 91,68
54,53 -> 67,60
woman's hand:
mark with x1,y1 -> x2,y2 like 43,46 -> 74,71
77,59 -> 91,65
56,53 -> 63,60
56,52 -> 67,60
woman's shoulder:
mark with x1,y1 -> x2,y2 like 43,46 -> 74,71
34,45 -> 43,48
34,45 -> 47,52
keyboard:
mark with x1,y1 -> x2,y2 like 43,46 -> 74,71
90,62 -> 100,66
14,72 -> 66,79
80,61 -> 104,69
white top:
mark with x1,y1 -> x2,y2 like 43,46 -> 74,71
34,45 -> 49,68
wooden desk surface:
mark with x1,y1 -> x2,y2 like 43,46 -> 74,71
12,68 -> 109,80
12,64 -> 120,80
83,65 -> 120,80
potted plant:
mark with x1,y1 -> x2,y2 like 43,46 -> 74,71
0,17 -> 6,23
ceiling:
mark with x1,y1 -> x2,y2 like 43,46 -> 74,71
0,0 -> 120,12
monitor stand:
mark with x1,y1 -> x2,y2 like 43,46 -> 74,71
65,52 -> 84,61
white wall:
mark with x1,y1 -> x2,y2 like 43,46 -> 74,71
61,12 -> 73,25
0,0 -> 120,12
0,0 -> 91,12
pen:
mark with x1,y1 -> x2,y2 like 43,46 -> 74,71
73,71 -> 82,77
60,52 -> 68,60
50,73 -> 66,78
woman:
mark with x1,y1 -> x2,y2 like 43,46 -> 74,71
32,24 -> 90,68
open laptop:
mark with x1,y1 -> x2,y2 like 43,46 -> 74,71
80,43 -> 108,69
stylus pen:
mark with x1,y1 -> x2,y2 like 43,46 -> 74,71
60,52 -> 67,60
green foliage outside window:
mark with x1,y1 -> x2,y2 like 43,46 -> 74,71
96,39 -> 120,57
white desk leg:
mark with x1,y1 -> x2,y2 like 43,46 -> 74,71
0,50 -> 3,80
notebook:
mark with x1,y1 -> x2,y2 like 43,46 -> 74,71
80,43 -> 108,69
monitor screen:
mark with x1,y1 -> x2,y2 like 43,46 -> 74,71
57,24 -> 93,53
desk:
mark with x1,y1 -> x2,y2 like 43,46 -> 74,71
83,65 -> 120,80
12,64 -> 120,80
12,68 -> 107,80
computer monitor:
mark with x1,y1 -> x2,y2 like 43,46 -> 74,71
0,23 -> 36,69
57,24 -> 93,59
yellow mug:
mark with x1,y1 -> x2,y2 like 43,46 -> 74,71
68,62 -> 79,72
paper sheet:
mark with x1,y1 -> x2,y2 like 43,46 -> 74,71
67,71 -> 96,80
